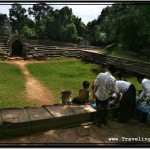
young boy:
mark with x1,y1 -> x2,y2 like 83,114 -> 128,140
72,81 -> 90,104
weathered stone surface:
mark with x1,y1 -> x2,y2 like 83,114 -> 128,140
80,105 -> 96,113
44,105 -> 75,117
1,108 -> 31,137
69,105 -> 86,114
0,118 -> 149,145
76,126 -> 91,137
69,105 -> 93,124
80,105 -> 96,122
26,107 -> 53,121
2,108 -> 30,123
26,107 -> 55,133
58,128 -> 78,143
44,105 -> 76,128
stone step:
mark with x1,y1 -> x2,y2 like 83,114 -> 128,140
0,104 -> 101,138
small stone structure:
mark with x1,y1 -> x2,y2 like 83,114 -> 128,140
7,32 -> 26,57
0,14 -> 27,58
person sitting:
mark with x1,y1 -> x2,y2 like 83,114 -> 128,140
72,81 -> 90,105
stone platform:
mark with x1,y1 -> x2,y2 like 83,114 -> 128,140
0,104 -> 149,147
0,104 -> 99,138
0,118 -> 149,147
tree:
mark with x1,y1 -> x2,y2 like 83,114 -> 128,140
9,3 -> 27,33
28,2 -> 53,39
45,6 -> 85,43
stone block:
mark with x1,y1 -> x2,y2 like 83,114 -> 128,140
69,105 -> 89,124
1,108 -> 31,137
26,107 -> 54,133
69,105 -> 86,115
80,105 -> 96,122
44,105 -> 75,117
44,105 -> 76,128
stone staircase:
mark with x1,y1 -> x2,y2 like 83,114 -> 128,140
0,40 -> 9,59
24,43 -> 150,77
0,40 -> 150,77
25,44 -> 63,60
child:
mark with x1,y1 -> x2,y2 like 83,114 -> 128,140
72,81 -> 90,105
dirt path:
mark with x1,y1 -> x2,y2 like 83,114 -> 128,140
10,61 -> 54,105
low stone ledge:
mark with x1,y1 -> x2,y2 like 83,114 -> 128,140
43,105 -> 77,128
80,105 -> 97,122
0,105 -> 118,138
26,107 -> 54,133
69,105 -> 87,124
1,108 -> 31,137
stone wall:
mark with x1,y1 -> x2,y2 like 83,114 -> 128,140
25,44 -> 150,78
0,40 -> 150,77
0,104 -> 119,138
0,105 -> 95,138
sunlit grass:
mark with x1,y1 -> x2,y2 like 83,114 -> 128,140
27,58 -> 141,104
26,58 -> 101,103
0,62 -> 30,108
0,58 -> 142,108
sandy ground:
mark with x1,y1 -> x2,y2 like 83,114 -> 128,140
9,60 -> 54,105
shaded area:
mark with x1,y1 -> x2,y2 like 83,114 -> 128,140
0,119 -> 149,146
12,40 -> 23,56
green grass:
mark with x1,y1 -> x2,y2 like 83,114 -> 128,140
26,58 -> 141,103
26,58 -> 102,103
0,62 -> 30,108
100,43 -> 150,63
0,58 -> 142,108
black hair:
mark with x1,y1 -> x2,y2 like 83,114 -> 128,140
83,81 -> 90,89
137,74 -> 145,80
116,71 -> 123,80
108,65 -> 116,74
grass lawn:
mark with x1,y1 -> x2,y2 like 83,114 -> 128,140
0,62 -> 30,108
0,58 -> 142,108
26,58 -> 141,104
27,58 -> 101,103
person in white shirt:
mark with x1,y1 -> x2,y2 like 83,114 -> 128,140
115,80 -> 136,122
137,74 -> 150,102
93,65 -> 119,127
136,74 -> 150,122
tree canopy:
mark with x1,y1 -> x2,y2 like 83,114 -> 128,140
2,2 -> 149,55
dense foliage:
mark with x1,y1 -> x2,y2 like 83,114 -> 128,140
87,3 -> 150,54
3,2 -> 149,54
8,2 -> 86,43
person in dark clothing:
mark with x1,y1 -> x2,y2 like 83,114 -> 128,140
115,80 -> 136,122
